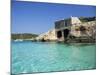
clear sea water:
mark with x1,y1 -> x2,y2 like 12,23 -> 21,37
11,41 -> 96,74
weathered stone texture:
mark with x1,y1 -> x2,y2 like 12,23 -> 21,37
70,21 -> 96,38
36,29 -> 57,41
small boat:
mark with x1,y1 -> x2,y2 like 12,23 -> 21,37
14,39 -> 23,42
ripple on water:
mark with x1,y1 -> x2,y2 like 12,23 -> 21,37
11,42 -> 96,74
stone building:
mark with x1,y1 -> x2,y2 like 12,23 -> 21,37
36,16 -> 96,42
55,16 -> 96,42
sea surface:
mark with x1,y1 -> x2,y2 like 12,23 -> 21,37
11,41 -> 96,74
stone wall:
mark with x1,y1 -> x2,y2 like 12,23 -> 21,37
70,16 -> 81,25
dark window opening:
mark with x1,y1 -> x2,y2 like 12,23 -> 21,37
63,29 -> 70,38
57,31 -> 62,38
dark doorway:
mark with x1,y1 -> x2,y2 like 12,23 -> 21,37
63,29 -> 70,38
57,31 -> 62,38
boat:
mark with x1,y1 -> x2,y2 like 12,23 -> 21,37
14,39 -> 23,42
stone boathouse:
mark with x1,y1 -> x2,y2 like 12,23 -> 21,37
36,16 -> 96,43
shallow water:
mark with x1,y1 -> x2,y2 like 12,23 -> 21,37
11,41 -> 96,74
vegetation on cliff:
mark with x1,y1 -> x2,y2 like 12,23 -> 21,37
79,16 -> 96,22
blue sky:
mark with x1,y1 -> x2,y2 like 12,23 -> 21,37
11,1 -> 96,34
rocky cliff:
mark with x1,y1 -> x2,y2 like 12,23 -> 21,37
36,29 -> 57,41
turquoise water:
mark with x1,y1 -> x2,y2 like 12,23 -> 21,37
11,41 -> 96,74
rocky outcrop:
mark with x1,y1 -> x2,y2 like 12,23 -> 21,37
66,21 -> 96,43
70,21 -> 96,38
36,29 -> 57,41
